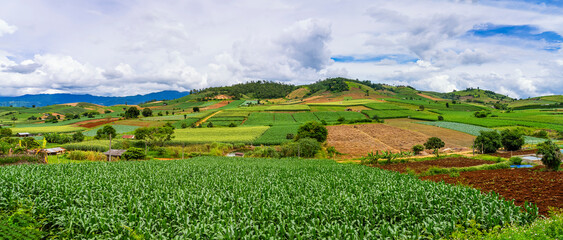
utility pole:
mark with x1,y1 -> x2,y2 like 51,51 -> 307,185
109,134 -> 112,161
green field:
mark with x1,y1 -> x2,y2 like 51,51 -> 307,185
83,125 -> 140,137
243,112 -> 274,126
308,99 -> 376,106
253,124 -> 300,145
9,125 -> 85,134
273,113 -> 297,125
364,102 -> 408,110
173,126 -> 269,143
419,121 -> 545,144
362,109 -> 438,120
292,112 -> 319,123
0,157 -> 536,239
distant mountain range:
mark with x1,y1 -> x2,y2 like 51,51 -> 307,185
0,91 -> 189,107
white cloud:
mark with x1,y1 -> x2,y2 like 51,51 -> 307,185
0,0 -> 561,98
0,19 -> 17,36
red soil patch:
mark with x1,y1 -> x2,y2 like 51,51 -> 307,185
420,167 -> 563,216
75,118 -> 119,128
372,157 -> 495,174
202,101 -> 230,110
214,95 -> 233,100
327,123 -> 467,158
416,93 -> 444,101
489,149 -> 537,158
385,119 -> 475,148
326,125 -> 394,158
118,120 -> 164,127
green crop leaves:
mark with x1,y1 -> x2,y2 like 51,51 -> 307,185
0,157 -> 537,239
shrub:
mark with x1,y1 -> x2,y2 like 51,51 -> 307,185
509,157 -> 523,165
424,137 -> 445,157
295,121 -> 328,143
437,116 -> 444,121
280,138 -> 321,158
501,129 -> 525,151
207,122 -> 214,128
535,130 -> 548,138
474,131 -> 502,153
0,155 -> 42,165
412,144 -> 424,155
536,140 -> 561,171
0,127 -> 12,138
228,122 -> 237,127
44,133 -> 73,144
250,146 -> 280,158
67,151 -> 106,161
286,133 -> 294,140
95,125 -> 117,140
72,132 -> 85,142
122,147 -> 146,160
474,111 -> 488,118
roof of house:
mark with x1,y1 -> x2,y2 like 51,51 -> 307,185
17,132 -> 31,135
122,135 -> 135,139
43,147 -> 66,153
103,149 -> 127,156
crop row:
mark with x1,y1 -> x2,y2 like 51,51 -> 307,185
362,110 -> 437,120
172,126 -> 269,143
253,125 -> 300,145
0,157 -> 537,239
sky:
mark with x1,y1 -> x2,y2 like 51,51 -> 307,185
0,0 -> 562,98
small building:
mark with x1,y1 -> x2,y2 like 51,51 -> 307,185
103,149 -> 127,161
122,135 -> 135,139
42,147 -> 66,155
17,133 -> 32,137
226,152 -> 245,157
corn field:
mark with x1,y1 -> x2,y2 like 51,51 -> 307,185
0,157 -> 537,239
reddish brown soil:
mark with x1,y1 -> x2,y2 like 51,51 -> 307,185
373,157 -> 495,174
385,119 -> 475,148
202,101 -> 229,110
75,118 -> 119,128
416,93 -> 444,101
420,167 -> 563,216
327,123 -> 466,158
118,120 -> 164,127
489,149 -> 537,158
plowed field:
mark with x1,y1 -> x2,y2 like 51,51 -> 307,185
385,119 -> 475,147
373,157 -> 495,174
327,123 -> 467,158
75,118 -> 119,128
421,167 -> 563,216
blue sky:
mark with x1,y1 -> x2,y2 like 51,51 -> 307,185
0,0 -> 562,98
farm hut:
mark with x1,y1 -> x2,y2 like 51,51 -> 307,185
17,132 -> 32,137
122,135 -> 135,139
103,149 -> 127,161
226,152 -> 245,157
42,147 -> 66,155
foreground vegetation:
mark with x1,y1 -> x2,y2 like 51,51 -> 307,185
0,157 -> 537,239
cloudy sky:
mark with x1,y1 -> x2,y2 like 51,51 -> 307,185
0,0 -> 562,98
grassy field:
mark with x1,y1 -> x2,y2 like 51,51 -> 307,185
83,125 -> 140,137
273,113 -> 297,125
0,157 -> 537,239
9,125 -> 85,134
362,109 -> 438,120
308,99 -> 376,106
253,124 -> 300,145
243,112 -> 274,126
173,126 -> 269,143
292,112 -> 319,123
